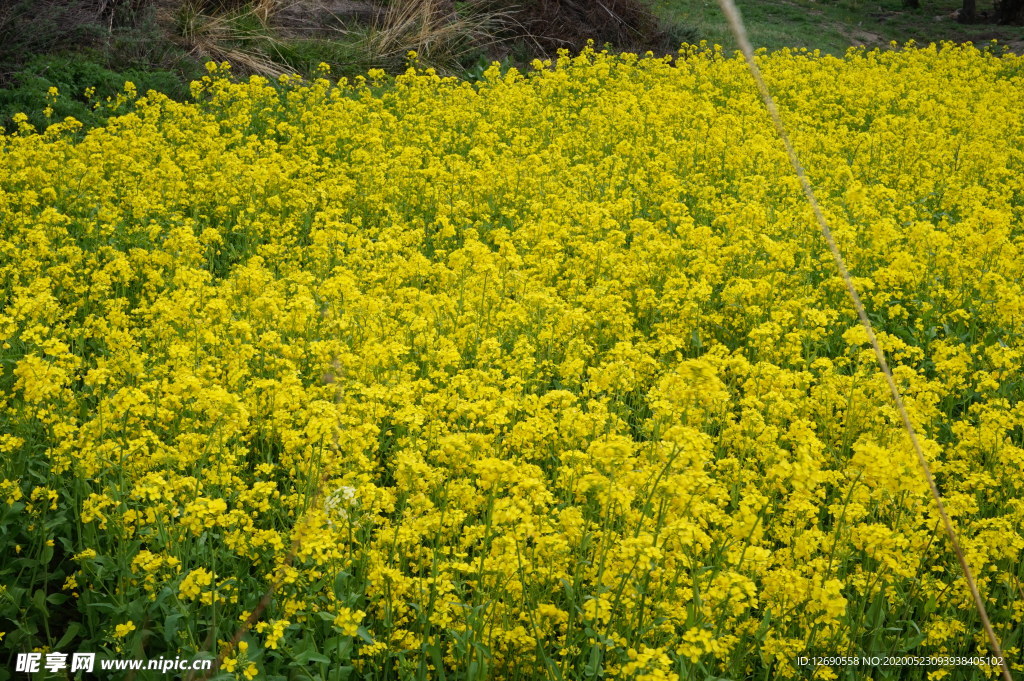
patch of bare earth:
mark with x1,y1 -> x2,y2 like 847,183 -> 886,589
837,27 -> 886,49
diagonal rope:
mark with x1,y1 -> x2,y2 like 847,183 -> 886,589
710,2 -> 1012,679
187,364 -> 342,681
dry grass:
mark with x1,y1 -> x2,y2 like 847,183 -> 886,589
474,0 -> 689,56
161,0 -> 300,77
360,0 -> 522,74
2,0 -> 689,89
147,0 -> 521,80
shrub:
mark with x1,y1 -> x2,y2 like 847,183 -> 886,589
0,53 -> 188,133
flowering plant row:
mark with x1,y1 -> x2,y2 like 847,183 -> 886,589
1,43 -> 1023,681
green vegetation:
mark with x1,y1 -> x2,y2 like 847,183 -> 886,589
0,54 -> 197,137
651,0 -> 1024,56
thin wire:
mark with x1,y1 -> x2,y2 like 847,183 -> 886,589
710,3 -> 1012,679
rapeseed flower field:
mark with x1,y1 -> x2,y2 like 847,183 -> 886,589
1,42 -> 1023,681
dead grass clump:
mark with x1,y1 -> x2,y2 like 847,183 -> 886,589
160,0 -> 300,77
360,0 -> 518,74
476,0 -> 691,57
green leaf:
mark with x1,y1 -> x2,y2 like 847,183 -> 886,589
86,601 -> 120,613
32,589 -> 46,613
584,645 -> 601,678
328,666 -> 353,681
54,622 -> 82,649
164,612 -> 183,644
326,636 -> 353,659
332,571 -> 351,597
429,644 -> 447,681
294,648 -> 331,665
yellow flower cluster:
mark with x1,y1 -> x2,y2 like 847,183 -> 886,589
2,41 -> 1023,679
333,607 -> 366,637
